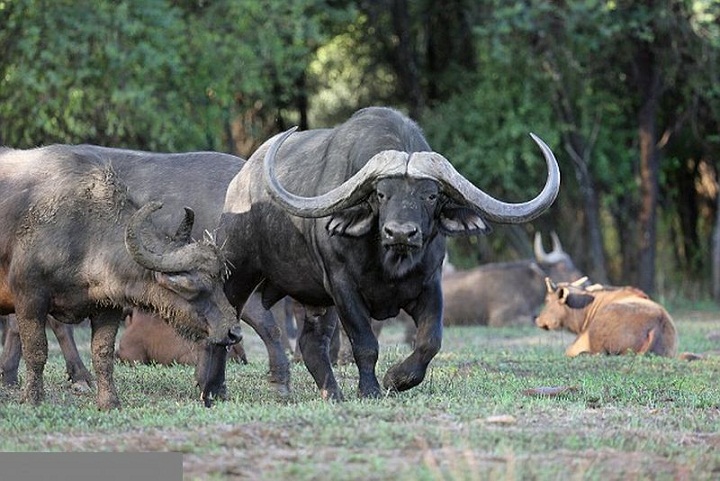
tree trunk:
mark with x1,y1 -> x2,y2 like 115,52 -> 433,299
635,46 -> 662,295
390,0 -> 424,118
546,60 -> 608,283
713,191 -> 720,302
560,127 -> 608,284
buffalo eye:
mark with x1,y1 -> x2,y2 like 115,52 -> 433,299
376,191 -> 386,201
427,193 -> 438,201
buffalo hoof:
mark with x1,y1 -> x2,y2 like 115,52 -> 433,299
97,393 -> 121,411
70,380 -> 93,394
382,364 -> 423,393
1,374 -> 19,388
271,381 -> 291,399
320,388 -> 344,402
21,388 -> 43,406
356,373 -> 382,398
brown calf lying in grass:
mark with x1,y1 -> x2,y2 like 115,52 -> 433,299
117,309 -> 247,366
536,278 -> 678,357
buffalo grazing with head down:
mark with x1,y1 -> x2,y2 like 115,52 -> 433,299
536,279 -> 678,357
200,106 -> 561,402
0,144 -> 243,409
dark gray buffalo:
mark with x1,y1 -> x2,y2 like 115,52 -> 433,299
201,106 -> 560,402
0,145 -> 243,409
441,232 -> 584,327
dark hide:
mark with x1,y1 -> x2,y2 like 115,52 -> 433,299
203,106 -> 559,402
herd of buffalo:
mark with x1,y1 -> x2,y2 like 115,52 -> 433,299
0,106 -> 679,410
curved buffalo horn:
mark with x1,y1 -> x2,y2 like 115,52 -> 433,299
264,127 -> 407,218
550,231 -> 565,254
125,202 -> 199,272
534,231 -> 566,263
534,232 -> 550,262
408,133 -> 560,224
174,207 -> 195,242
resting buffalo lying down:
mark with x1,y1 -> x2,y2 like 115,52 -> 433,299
536,278 -> 678,357
117,309 -> 247,366
441,232 -> 584,327
201,106 -> 561,402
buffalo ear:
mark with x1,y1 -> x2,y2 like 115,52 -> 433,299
326,204 -> 374,237
154,271 -> 200,298
439,205 -> 491,236
564,292 -> 595,309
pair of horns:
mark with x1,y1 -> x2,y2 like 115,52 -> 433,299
263,127 -> 560,224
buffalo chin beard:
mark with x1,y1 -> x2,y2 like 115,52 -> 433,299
382,244 -> 422,279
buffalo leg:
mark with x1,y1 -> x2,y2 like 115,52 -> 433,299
382,287 -> 443,392
90,311 -> 120,410
298,306 -> 342,401
291,303 -> 340,365
240,289 -> 290,397
333,297 -> 382,398
16,310 -> 49,405
195,342 -> 229,407
48,317 -> 93,391
1,315 -> 23,386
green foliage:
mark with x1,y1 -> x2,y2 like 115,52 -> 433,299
0,0 -> 357,150
1,0 -> 720,287
0,1 -> 193,149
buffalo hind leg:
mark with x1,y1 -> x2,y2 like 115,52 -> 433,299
1,315 -> 23,387
383,317 -> 441,393
240,289 -> 291,397
48,317 -> 93,392
90,311 -> 121,410
299,306 -> 343,401
338,316 -> 382,398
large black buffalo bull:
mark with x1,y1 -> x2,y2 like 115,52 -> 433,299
200,106 -> 560,402
0,145 -> 243,409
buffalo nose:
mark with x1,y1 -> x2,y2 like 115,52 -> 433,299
227,325 -> 243,345
384,222 -> 419,243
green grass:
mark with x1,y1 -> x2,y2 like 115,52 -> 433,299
1,312 -> 719,480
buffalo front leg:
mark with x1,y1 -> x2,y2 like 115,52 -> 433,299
48,317 -> 93,392
1,315 -> 23,387
383,291 -> 442,393
16,313 -> 49,405
298,306 -> 343,401
196,342 -> 229,407
336,312 -> 381,398
383,318 -> 441,392
90,312 -> 120,410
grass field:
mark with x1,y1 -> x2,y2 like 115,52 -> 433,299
1,310 -> 719,480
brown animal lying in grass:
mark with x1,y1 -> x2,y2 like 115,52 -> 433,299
536,278 -> 678,357
117,309 -> 248,366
